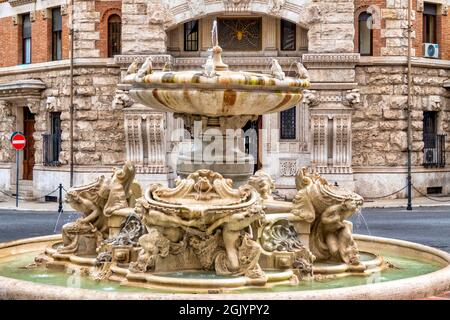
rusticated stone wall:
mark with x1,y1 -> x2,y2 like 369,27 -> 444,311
353,65 -> 450,167
306,0 -> 356,53
121,0 -> 169,54
0,64 -> 123,167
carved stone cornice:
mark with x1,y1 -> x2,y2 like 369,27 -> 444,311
114,55 -> 173,69
8,0 -> 36,7
115,54 -> 302,72
0,80 -> 46,102
302,54 -> 360,69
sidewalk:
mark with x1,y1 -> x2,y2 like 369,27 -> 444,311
1,194 -> 449,212
363,195 -> 450,208
0,197 -> 73,212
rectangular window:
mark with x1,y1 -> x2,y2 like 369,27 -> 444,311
52,8 -> 62,61
280,106 -> 296,140
43,112 -> 62,165
22,14 -> 31,64
281,19 -> 296,51
423,111 -> 446,167
423,3 -> 437,43
423,111 -> 437,148
359,12 -> 373,56
184,20 -> 199,51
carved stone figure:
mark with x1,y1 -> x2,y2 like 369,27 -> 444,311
296,62 -> 309,80
135,57 -> 153,82
269,0 -> 286,15
187,0 -> 205,16
270,58 -> 285,80
293,167 -> 364,265
112,91 -> 133,109
59,176 -> 109,254
302,90 -> 319,107
126,60 -> 139,75
136,169 -> 265,277
248,170 -> 275,200
344,89 -> 360,107
129,228 -> 170,272
60,162 -> 142,254
147,0 -> 173,26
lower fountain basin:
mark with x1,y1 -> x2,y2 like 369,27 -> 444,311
0,234 -> 449,299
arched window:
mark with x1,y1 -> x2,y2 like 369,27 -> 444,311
358,12 -> 373,56
108,14 -> 121,57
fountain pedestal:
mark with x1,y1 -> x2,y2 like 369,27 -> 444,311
176,115 -> 256,186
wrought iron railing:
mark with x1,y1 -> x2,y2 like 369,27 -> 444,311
423,134 -> 446,168
42,133 -> 61,166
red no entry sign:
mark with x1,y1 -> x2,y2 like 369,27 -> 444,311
11,132 -> 26,150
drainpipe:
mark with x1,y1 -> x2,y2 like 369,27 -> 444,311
406,0 -> 413,210
69,0 -> 74,187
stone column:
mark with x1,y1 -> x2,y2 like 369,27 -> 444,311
121,0 -> 172,54
72,0 -> 100,58
381,0 -> 414,56
306,0 -> 355,53
302,52 -> 360,190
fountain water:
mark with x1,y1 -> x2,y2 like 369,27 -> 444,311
0,21 -> 449,299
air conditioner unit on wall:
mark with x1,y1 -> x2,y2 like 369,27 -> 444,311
423,43 -> 439,58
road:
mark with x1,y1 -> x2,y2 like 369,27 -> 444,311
0,206 -> 449,252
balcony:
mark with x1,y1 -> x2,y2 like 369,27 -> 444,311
423,134 -> 446,168
42,133 -> 61,166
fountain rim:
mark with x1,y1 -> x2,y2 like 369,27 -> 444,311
1,234 -> 449,300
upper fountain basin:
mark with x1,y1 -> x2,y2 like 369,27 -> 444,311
125,70 -> 309,117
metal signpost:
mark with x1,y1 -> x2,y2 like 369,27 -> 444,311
10,132 -> 26,207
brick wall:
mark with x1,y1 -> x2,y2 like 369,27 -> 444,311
439,10 -> 450,60
354,0 -> 449,59
95,1 -> 122,58
0,17 -> 20,67
0,7 -> 70,67
31,11 -> 52,63
62,14 -> 70,59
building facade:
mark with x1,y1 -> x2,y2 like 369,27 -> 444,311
0,0 -> 449,199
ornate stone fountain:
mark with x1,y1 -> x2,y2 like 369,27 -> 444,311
124,21 -> 309,185
26,21 -> 387,292
1,21 -> 449,301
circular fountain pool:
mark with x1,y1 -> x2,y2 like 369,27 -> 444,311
0,234 -> 449,300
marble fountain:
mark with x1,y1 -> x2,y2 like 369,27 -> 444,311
0,22 -> 450,300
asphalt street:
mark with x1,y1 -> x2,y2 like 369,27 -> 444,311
0,206 -> 449,252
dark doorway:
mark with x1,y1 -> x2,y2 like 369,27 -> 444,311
243,116 -> 262,173
23,107 -> 35,180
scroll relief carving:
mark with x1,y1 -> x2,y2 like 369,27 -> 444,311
135,169 -> 266,278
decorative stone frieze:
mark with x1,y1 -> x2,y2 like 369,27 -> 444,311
123,106 -> 168,174
223,0 -> 251,12
280,159 -> 298,177
269,0 -> 286,16
7,0 -> 35,7
187,0 -> 205,16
